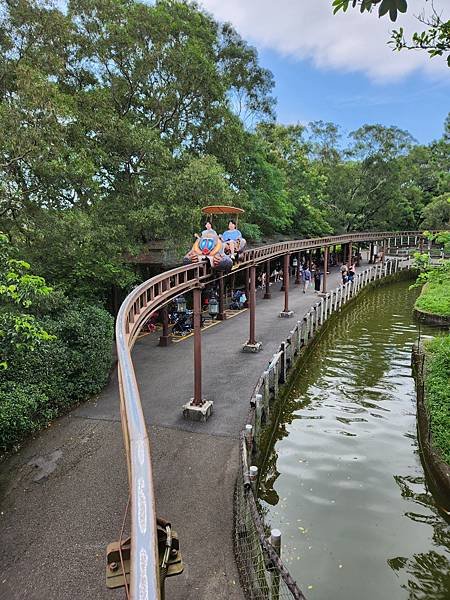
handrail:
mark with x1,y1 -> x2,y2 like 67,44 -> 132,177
115,230 -> 429,599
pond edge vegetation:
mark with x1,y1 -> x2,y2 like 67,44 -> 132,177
412,339 -> 450,512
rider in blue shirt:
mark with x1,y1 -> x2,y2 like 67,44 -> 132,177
221,220 -> 242,259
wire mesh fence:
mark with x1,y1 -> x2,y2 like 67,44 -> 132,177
234,429 -> 307,600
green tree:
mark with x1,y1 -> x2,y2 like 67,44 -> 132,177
421,194 -> 450,229
0,234 -> 55,368
313,124 -> 417,232
255,123 -> 332,237
0,0 -> 275,294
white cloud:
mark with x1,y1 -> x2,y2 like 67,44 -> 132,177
199,0 -> 449,82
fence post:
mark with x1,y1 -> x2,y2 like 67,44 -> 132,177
270,528 -> 282,600
255,395 -> 263,445
263,370 -> 270,403
296,322 -> 302,351
280,342 -> 287,383
249,465 -> 258,494
245,424 -> 253,452
273,360 -> 279,399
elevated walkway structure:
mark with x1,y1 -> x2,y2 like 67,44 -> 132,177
114,231 -> 426,598
0,231 -> 431,600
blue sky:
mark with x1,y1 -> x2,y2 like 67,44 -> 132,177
261,48 -> 449,144
200,0 -> 449,145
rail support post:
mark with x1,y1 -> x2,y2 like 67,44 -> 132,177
243,264 -> 262,352
322,246 -> 329,293
264,260 -> 272,299
347,241 -> 353,267
217,275 -> 227,321
182,286 -> 213,421
158,305 -> 172,346
280,253 -> 294,318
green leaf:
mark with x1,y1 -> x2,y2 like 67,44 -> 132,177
379,0 -> 392,18
396,0 -> 407,14
389,6 -> 398,21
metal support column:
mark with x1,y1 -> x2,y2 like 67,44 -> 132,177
243,264 -> 262,352
249,265 -> 256,345
280,253 -> 293,318
322,246 -> 328,293
182,284 -> 213,421
158,306 -> 172,346
245,267 -> 250,303
264,260 -> 271,299
192,287 -> 203,406
217,275 -> 227,321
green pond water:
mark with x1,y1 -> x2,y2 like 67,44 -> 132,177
259,280 -> 450,600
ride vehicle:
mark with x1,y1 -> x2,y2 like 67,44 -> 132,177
183,206 -> 246,272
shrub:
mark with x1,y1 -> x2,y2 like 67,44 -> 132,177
425,335 -> 450,465
0,301 -> 114,451
414,263 -> 450,317
0,382 -> 56,452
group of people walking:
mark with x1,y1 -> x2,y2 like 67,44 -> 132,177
340,262 -> 356,284
255,262 -> 328,294
256,257 -> 358,294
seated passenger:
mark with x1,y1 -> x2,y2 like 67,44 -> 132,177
221,220 -> 242,259
195,220 -> 217,238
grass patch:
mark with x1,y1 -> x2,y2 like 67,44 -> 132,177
415,270 -> 450,317
424,335 -> 450,465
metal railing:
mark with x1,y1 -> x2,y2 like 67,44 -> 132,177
115,232 -> 424,599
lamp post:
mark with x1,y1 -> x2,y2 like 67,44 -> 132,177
175,295 -> 187,314
208,293 -> 219,320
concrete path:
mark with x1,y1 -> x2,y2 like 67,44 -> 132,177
0,265 -> 349,600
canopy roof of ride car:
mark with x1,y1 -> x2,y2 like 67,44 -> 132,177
201,205 -> 245,215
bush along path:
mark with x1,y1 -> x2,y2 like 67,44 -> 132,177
0,235 -> 114,455
413,231 -> 450,326
413,335 -> 450,513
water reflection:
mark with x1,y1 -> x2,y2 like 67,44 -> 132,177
388,551 -> 450,600
259,281 -> 450,600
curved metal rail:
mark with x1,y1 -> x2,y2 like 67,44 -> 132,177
115,230 -> 425,599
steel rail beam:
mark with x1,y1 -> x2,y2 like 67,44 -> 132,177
114,229 -> 434,599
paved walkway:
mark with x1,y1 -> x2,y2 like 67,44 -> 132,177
0,265 -> 351,600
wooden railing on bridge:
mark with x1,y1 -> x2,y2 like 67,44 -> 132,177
115,230 -> 426,599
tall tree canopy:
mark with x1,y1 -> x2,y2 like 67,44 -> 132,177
0,0 -> 448,302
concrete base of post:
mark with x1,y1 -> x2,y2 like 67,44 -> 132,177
279,310 -> 294,318
263,292 -> 272,299
217,313 -> 227,321
242,341 -> 263,353
182,400 -> 214,422
158,335 -> 172,347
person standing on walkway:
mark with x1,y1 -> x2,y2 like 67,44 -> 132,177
302,266 -> 311,293
348,263 -> 355,282
314,268 -> 322,293
341,264 -> 348,284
